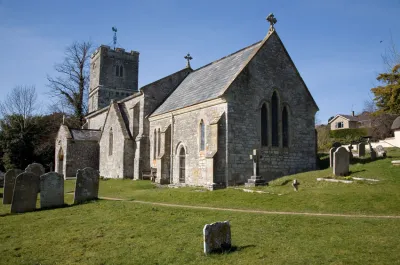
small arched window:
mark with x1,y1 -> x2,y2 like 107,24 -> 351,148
153,129 -> 157,159
157,128 -> 161,156
282,106 -> 289,147
200,120 -> 205,151
261,103 -> 268,146
119,65 -> 123,77
109,128 -> 113,156
115,65 -> 119,77
271,92 -> 279,147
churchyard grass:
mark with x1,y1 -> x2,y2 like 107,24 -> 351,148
62,148 -> 400,216
1,200 -> 400,264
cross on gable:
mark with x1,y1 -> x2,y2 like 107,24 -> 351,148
184,53 -> 193,68
266,13 -> 277,29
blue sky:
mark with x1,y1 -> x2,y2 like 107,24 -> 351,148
0,0 -> 399,123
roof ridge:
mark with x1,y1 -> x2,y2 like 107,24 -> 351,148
192,40 -> 262,73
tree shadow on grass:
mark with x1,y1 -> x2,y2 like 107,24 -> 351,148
280,179 -> 292,186
208,244 -> 256,255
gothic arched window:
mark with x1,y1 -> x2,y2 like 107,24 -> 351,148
115,65 -> 119,77
153,129 -> 157,159
261,103 -> 268,146
109,128 -> 113,156
119,65 -> 123,77
157,128 -> 161,156
271,92 -> 279,147
282,106 -> 289,147
200,120 -> 205,151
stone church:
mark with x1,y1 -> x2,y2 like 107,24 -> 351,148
55,16 -> 319,189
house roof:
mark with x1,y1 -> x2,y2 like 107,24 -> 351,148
151,41 -> 262,116
69,129 -> 101,141
392,116 -> 400,130
329,112 -> 371,124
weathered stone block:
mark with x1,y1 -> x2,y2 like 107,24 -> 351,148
40,172 -> 64,208
74,167 -> 99,204
203,221 -> 231,254
11,172 -> 40,213
25,163 -> 45,177
2,169 -> 23,205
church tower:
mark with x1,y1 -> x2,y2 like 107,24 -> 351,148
88,45 -> 139,112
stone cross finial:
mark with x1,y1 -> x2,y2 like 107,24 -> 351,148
266,13 -> 277,30
184,53 -> 193,68
62,115 -> 65,125
249,149 -> 260,176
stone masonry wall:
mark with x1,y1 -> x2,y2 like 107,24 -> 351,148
150,103 -> 227,187
225,31 -> 318,184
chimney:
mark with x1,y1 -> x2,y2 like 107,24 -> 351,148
352,111 -> 355,117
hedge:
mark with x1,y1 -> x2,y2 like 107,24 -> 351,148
329,128 -> 369,140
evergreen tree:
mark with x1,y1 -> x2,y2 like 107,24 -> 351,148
371,64 -> 400,114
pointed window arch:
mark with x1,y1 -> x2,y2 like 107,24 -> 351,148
157,128 -> 161,156
109,128 -> 113,156
179,147 -> 186,183
119,65 -> 123,77
261,103 -> 268,146
115,65 -> 119,76
282,106 -> 289,147
200,119 -> 205,151
271,92 -> 279,147
153,129 -> 157,159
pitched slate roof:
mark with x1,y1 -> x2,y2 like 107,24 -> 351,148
331,112 -> 371,123
70,129 -> 101,141
151,41 -> 262,116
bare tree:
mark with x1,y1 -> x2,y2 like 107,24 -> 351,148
0,85 -> 38,129
382,33 -> 400,71
363,98 -> 377,113
47,41 -> 93,125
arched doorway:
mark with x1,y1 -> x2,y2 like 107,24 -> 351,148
179,148 -> 185,183
57,147 -> 64,175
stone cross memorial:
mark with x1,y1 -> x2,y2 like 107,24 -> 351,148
203,221 -> 232,255
11,172 -> 40,213
2,169 -> 23,204
74,167 -> 100,204
40,172 -> 64,208
376,145 -> 387,158
245,149 -> 266,187
333,147 -> 349,176
357,143 -> 365,157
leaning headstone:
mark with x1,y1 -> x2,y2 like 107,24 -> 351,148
25,163 -> 45,177
333,147 -> 349,176
203,221 -> 231,255
292,179 -> 299,191
375,145 -> 387,158
74,167 -> 100,204
329,147 -> 337,168
40,172 -> 64,208
2,169 -> 23,204
357,143 -> 365,157
11,172 -> 40,213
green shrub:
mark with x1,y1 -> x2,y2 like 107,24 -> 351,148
329,128 -> 369,141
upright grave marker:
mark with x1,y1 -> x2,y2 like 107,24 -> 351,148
245,149 -> 266,186
74,167 -> 99,204
40,172 -> 64,208
11,172 -> 40,213
357,143 -> 365,157
203,221 -> 232,255
333,147 -> 349,176
2,169 -> 23,204
329,147 -> 337,168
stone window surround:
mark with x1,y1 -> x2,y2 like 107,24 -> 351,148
108,128 -> 113,156
198,117 -> 208,157
258,90 -> 292,151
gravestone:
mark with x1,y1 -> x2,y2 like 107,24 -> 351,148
332,142 -> 342,148
376,145 -> 387,158
245,149 -> 267,186
2,169 -> 23,204
348,143 -> 354,159
357,143 -> 365,157
333,147 -> 349,176
370,149 -> 377,160
25,163 -> 45,177
329,147 -> 337,168
11,172 -> 40,213
203,221 -> 231,254
0,171 -> 4,188
40,172 -> 64,208
292,179 -> 299,191
74,167 -> 100,204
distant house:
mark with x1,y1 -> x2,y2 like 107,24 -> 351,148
329,111 -> 371,130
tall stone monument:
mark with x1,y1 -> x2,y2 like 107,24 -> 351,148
245,149 -> 267,186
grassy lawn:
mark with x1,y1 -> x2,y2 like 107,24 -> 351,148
1,200 -> 400,265
0,148 -> 399,264
60,148 -> 400,216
